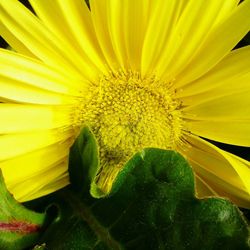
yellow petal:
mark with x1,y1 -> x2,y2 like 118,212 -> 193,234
1,140 -> 70,187
180,73 -> 250,107
195,174 -> 219,197
0,21 -> 36,57
90,0 -> 151,71
0,104 -> 73,133
156,0 -> 234,80
90,0 -> 117,70
175,0 -> 250,86
0,129 -> 73,161
0,76 -> 77,105
55,0 -> 107,74
185,120 -> 250,147
213,0 -> 240,25
141,0 -> 182,76
0,50 -> 81,105
106,0 -> 129,69
223,153 -> 250,197
192,161 -> 250,208
176,46 -> 250,100
183,91 -> 250,119
10,162 -> 69,202
19,173 -> 69,202
180,135 -> 250,207
29,0 -> 107,75
0,49 -> 85,95
0,0 -> 76,75
183,91 -> 250,146
121,0 -> 151,71
0,0 -> 99,81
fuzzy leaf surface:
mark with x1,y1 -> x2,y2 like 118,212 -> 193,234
42,127 -> 250,250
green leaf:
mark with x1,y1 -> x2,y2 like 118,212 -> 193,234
69,126 -> 99,193
0,170 -> 46,250
68,126 -> 107,198
42,127 -> 250,250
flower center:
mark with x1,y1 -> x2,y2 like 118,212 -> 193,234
78,71 -> 182,194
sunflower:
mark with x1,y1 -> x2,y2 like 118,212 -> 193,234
0,0 -> 250,207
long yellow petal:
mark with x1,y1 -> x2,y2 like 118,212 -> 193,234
141,0 -> 182,76
176,46 -> 250,101
121,0 -> 151,71
180,135 -> 250,207
90,0 -> 117,71
0,21 -> 36,57
29,0 -> 107,75
195,174 -> 219,197
191,162 -> 250,208
0,0 -> 77,76
0,104 -> 73,133
180,73 -> 250,107
156,0 -> 233,80
183,90 -> 250,146
18,173 -> 69,202
9,162 -> 69,202
183,90 -> 250,118
55,0 -> 107,74
213,0 -> 240,24
1,140 -> 70,186
106,0 -> 129,69
90,0 -> 151,71
0,0 -> 99,81
185,120 -> 250,147
0,129 -> 73,161
0,76 -> 77,105
175,0 -> 250,86
0,49 -> 85,95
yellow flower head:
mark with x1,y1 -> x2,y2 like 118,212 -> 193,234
0,0 -> 250,208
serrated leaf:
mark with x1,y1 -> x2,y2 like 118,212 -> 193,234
0,170 -> 46,250
41,127 -> 250,250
